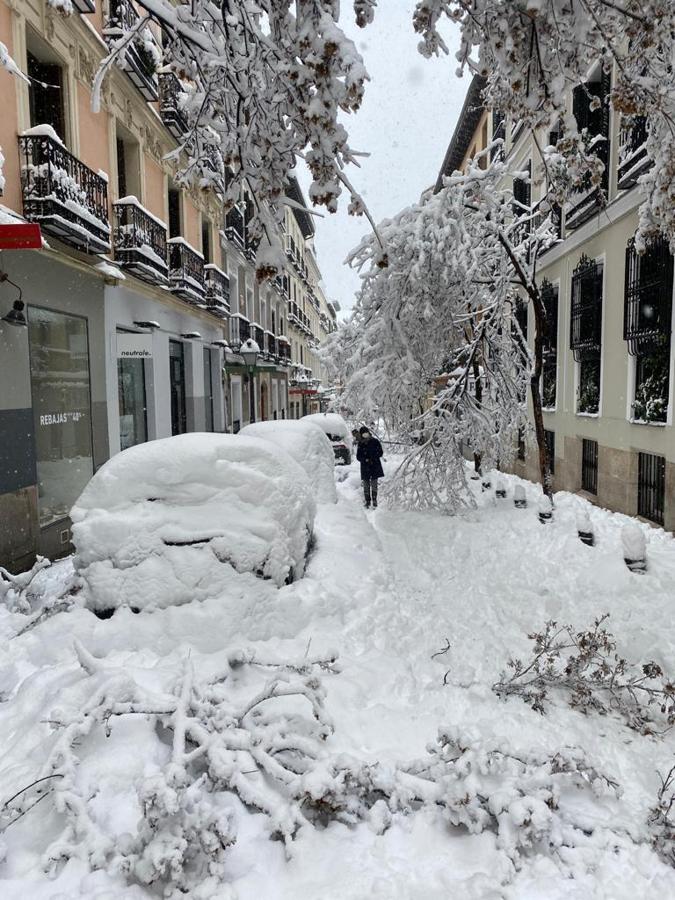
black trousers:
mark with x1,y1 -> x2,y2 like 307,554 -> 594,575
362,477 -> 379,504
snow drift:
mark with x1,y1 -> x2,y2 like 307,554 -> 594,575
240,420 -> 337,504
71,433 -> 316,611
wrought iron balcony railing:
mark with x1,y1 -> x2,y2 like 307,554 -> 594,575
277,337 -> 291,364
251,323 -> 265,349
204,264 -> 230,318
158,72 -> 189,141
618,115 -> 650,191
264,331 -> 276,359
168,238 -> 205,304
113,197 -> 168,284
224,206 -> 245,249
229,314 -> 250,348
19,131 -> 110,253
104,0 -> 160,102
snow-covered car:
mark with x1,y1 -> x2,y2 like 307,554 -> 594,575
71,433 -> 316,612
302,413 -> 352,465
240,420 -> 337,504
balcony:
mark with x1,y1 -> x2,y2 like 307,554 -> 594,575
113,197 -> 168,284
104,0 -> 160,102
19,131 -> 110,253
277,337 -> 291,365
229,314 -> 251,348
251,323 -> 265,349
264,331 -> 276,359
566,77 -> 610,231
168,238 -> 205,304
204,264 -> 230,318
618,115 -> 650,191
159,72 -> 188,141
224,207 -> 245,250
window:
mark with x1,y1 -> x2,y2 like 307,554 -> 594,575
571,255 -> 603,414
624,236 -> 673,423
201,216 -> 212,264
27,307 -> 94,527
203,347 -> 214,431
541,279 -> 558,409
581,439 -> 598,494
638,452 -> 665,525
517,427 -> 526,461
169,341 -> 187,435
231,377 -> 242,433
568,66 -> 611,230
27,47 -> 65,142
168,183 -> 182,238
115,124 -> 141,199
118,351 -> 147,451
544,429 -> 555,475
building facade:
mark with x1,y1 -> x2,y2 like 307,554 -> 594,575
0,0 -> 333,570
438,74 -> 674,531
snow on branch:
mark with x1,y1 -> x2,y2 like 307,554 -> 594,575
494,614 -> 675,735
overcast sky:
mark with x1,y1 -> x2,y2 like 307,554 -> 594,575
296,6 -> 466,317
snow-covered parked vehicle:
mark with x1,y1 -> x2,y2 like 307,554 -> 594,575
240,419 -> 337,504
71,433 -> 316,613
302,412 -> 352,465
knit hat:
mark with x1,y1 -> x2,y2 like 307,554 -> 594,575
359,426 -> 370,436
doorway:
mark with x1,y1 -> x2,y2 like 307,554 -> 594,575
169,341 -> 187,435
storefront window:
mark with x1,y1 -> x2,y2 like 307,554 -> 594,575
118,352 -> 148,450
28,307 -> 94,527
203,347 -> 214,431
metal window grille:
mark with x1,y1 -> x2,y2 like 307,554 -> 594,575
581,439 -> 598,494
544,429 -> 555,475
637,452 -> 665,525
541,279 -> 558,407
624,236 -> 674,356
570,255 -> 603,362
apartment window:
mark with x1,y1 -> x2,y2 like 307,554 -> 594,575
544,429 -> 555,475
571,67 -> 611,192
115,123 -> 141,199
271,309 -> 277,335
203,347 -> 214,431
514,297 -> 528,343
571,255 -> 603,414
201,216 -> 212,264
581,439 -> 598,495
168,183 -> 182,238
624,236 -> 673,423
27,48 -> 66,142
541,279 -> 558,409
637,452 -> 665,525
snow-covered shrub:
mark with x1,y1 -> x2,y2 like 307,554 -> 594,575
494,615 -> 675,734
71,433 -> 316,611
240,420 -> 337,504
650,764 -> 675,867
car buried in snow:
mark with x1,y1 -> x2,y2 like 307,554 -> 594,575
301,412 -> 352,465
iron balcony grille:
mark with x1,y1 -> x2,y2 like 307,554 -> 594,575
204,264 -> 230,317
158,73 -> 189,141
618,115 -> 650,191
264,331 -> 276,359
623,236 -> 674,356
224,207 -> 245,249
544,430 -> 555,475
277,338 -> 291,364
104,0 -> 160,102
251,323 -> 265,349
19,133 -> 110,253
570,255 -> 603,362
638,451 -> 665,525
168,238 -> 205,304
566,73 -> 611,231
113,198 -> 168,284
581,438 -> 598,494
229,315 -> 250,348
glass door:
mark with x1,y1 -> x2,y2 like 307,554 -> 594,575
169,340 -> 187,435
117,353 -> 148,450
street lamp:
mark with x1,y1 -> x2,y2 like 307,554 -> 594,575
240,337 -> 260,423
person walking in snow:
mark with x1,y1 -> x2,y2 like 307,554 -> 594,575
356,426 -> 384,509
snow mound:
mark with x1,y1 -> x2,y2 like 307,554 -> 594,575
71,433 -> 316,611
240,420 -> 337,504
302,412 -> 350,442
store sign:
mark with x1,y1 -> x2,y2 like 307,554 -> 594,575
0,223 -> 42,249
117,333 -> 153,359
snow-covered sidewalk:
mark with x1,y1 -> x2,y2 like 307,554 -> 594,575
1,462 -> 675,898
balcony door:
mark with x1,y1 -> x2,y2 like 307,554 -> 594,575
27,50 -> 65,142
169,340 -> 187,435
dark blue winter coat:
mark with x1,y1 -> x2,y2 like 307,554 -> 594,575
357,436 -> 384,480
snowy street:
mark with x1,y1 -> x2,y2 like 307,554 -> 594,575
1,457 -> 675,899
